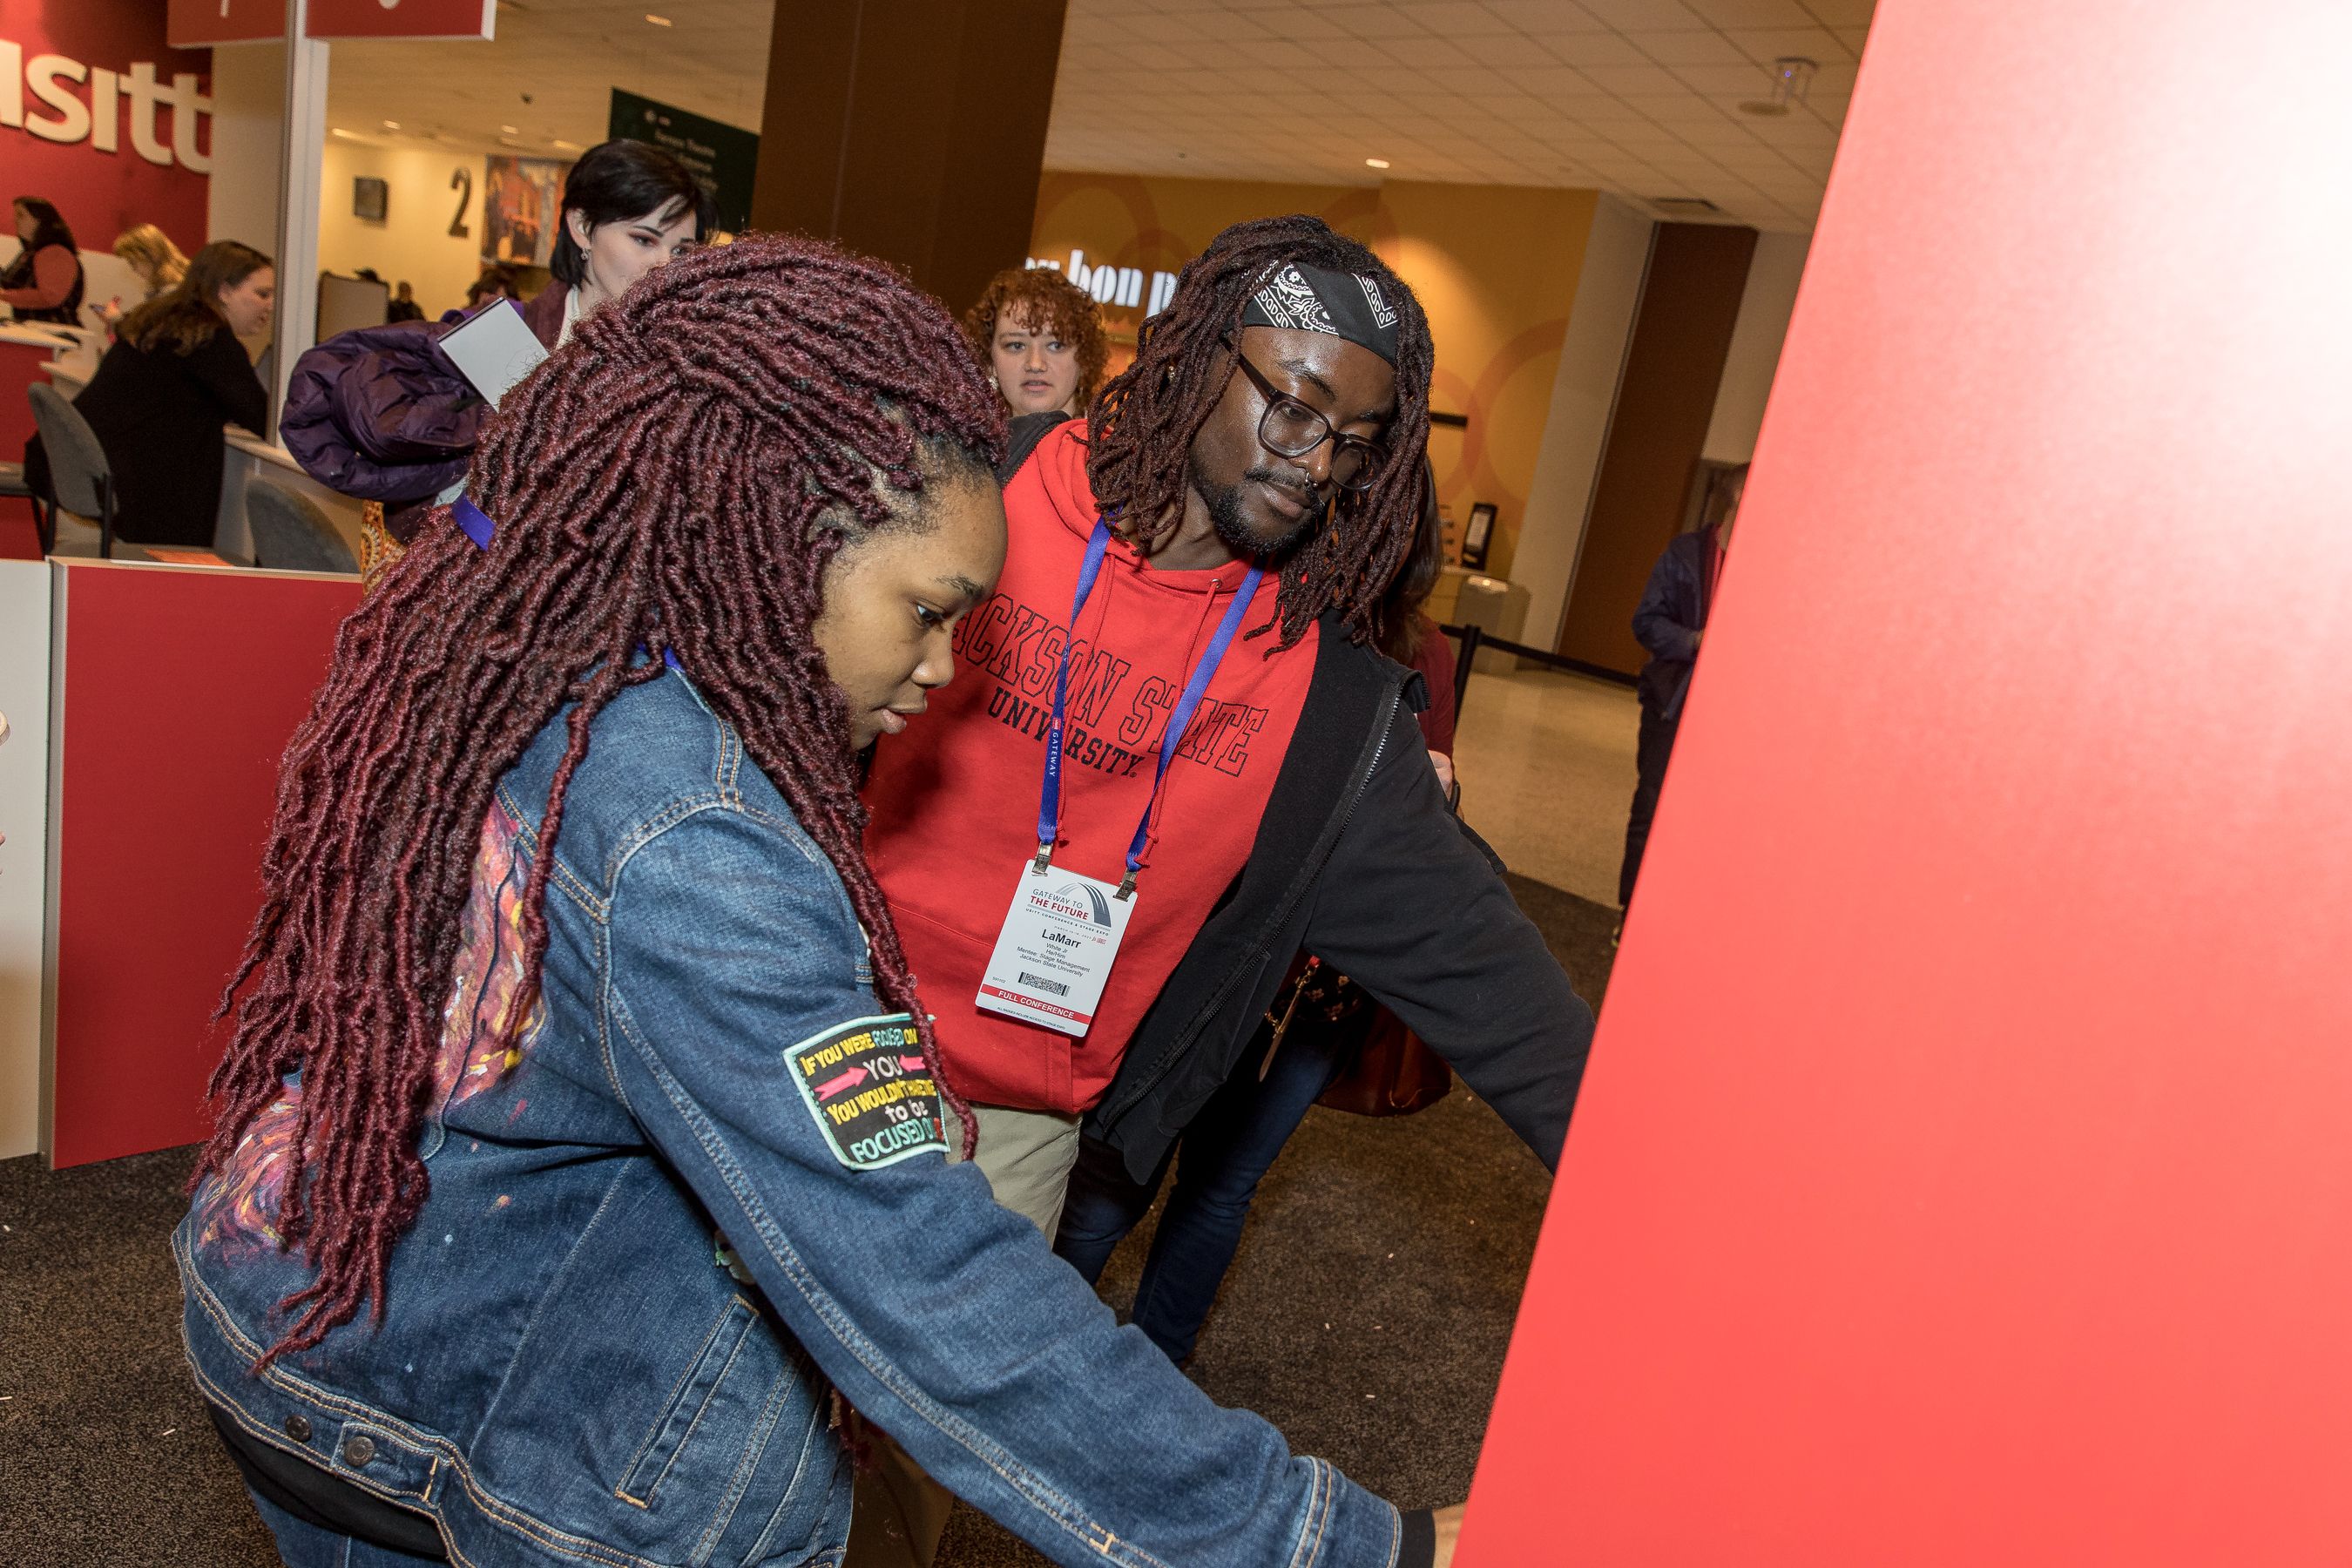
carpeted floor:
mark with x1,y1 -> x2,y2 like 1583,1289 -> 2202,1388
0,872 -> 1613,1568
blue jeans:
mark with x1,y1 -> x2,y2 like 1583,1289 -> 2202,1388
1055,1019 -> 1351,1364
247,1490 -> 443,1567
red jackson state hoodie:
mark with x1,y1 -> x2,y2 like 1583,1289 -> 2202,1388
862,421 -> 1318,1114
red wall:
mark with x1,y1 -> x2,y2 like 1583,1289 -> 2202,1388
1,0 -> 212,260
50,564 -> 358,1168
1463,0 -> 2352,1561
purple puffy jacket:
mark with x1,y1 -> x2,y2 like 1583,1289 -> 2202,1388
278,312 -> 484,531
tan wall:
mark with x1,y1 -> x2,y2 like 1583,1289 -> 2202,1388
1028,172 -> 1599,580
317,139 -> 489,321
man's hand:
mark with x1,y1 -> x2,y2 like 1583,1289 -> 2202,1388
1432,1503 -> 1464,1567
1428,750 -> 1455,793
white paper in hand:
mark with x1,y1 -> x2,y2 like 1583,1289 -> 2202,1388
438,299 -> 548,409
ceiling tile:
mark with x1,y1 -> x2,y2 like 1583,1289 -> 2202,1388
1671,62 -> 1777,94
1537,30 -> 1653,64
1378,35 -> 1485,68
1680,0 -> 1821,24
1578,63 -> 1685,93
1629,30 -> 1748,64
1798,0 -> 1877,23
1501,64 -> 1608,97
1477,0 -> 1612,30
1620,91 -> 1740,125
1340,8 -> 1438,38
1450,31 -> 1551,65
1392,1 -> 1522,34
1573,0 -> 1712,26
1676,116 -> 1768,145
1725,24 -> 1847,61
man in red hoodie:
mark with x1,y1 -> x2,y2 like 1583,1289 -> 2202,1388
854,216 -> 1592,1563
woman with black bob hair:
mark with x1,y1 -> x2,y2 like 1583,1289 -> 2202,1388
2,196 -> 85,326
517,139 -> 714,349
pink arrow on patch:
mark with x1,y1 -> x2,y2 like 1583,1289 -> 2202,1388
899,1055 -> 927,1072
814,1065 -> 868,1100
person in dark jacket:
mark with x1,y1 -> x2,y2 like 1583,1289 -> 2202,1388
1618,463 -> 1746,912
68,241 -> 274,549
855,215 -> 1580,1568
2,197 -> 85,326
1052,466 -> 1463,1365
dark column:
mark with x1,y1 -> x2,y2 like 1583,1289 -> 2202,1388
1556,222 -> 1757,676
751,0 -> 1068,318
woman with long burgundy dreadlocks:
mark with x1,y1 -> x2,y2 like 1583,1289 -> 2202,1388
177,235 -> 1437,1568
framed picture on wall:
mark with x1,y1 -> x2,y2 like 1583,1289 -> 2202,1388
1461,503 -> 1497,571
352,177 -> 388,222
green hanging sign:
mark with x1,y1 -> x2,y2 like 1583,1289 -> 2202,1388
606,88 -> 759,236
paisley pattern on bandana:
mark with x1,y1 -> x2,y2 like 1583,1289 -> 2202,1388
196,799 -> 546,1254
1249,264 -> 1338,335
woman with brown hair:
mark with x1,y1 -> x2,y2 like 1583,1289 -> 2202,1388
69,240 -> 274,548
962,265 -> 1109,417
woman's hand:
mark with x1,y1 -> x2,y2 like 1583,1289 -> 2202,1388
97,297 -> 123,327
1428,750 -> 1455,793
1432,1502 -> 1464,1567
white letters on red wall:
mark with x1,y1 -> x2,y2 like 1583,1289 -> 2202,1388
0,1 -> 212,260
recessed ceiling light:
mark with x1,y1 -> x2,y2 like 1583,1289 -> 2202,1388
645,12 -> 672,24
1740,56 -> 1816,118
382,119 -> 400,130
552,139 -> 583,151
1365,157 -> 1390,170
331,127 -> 355,139
500,124 -> 518,134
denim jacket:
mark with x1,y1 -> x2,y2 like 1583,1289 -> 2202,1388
179,666 -> 1407,1568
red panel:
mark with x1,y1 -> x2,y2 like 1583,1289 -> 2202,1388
50,564 -> 357,1167
1464,2 -> 2352,1564
304,0 -> 493,41
166,0 -> 282,48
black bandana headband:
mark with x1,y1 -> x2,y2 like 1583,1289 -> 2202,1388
1239,260 -> 1401,364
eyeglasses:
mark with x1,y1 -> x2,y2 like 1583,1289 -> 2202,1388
1224,340 -> 1388,493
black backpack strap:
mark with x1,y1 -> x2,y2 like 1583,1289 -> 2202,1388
997,411 -> 1073,487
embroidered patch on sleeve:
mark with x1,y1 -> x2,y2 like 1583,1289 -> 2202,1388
784,1015 -> 947,1170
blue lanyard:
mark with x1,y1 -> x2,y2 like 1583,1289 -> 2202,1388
1036,518 -> 1263,896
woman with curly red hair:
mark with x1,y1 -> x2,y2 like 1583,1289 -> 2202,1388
177,234 -> 1434,1568
963,264 -> 1109,417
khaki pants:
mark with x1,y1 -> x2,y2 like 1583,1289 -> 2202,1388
844,1103 -> 1082,1568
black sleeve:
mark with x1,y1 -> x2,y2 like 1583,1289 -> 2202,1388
1299,699 -> 1593,1170
997,410 -> 1072,484
190,330 -> 270,434
1398,1508 -> 1436,1568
